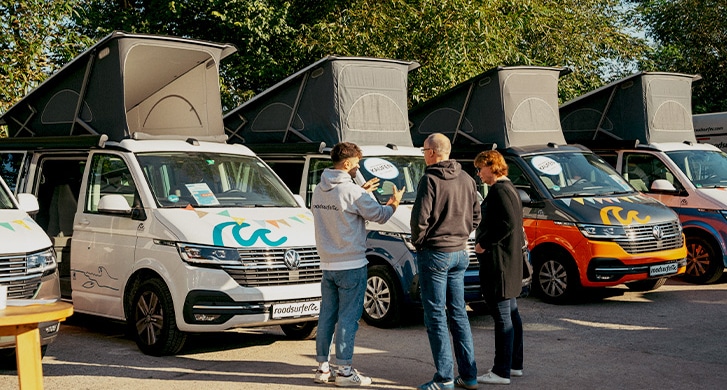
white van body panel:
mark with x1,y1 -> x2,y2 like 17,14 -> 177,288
0,209 -> 52,254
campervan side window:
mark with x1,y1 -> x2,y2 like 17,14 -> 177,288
623,153 -> 683,192
306,158 -> 333,207
85,154 -> 137,213
0,152 -> 25,193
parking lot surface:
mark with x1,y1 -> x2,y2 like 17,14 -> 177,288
2,277 -> 726,389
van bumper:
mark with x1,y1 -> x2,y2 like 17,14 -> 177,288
181,289 -> 320,328
586,257 -> 687,283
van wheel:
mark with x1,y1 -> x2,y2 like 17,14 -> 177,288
281,321 -> 318,340
362,265 -> 401,328
626,277 -> 667,291
682,235 -> 724,284
128,278 -> 186,356
533,254 -> 580,304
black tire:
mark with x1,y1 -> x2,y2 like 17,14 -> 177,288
682,235 -> 724,284
280,321 -> 318,340
128,278 -> 186,356
626,277 -> 667,291
532,253 -> 580,304
362,265 -> 401,328
0,346 -> 48,369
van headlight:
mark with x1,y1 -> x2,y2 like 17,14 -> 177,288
577,224 -> 628,239
177,243 -> 241,266
27,248 -> 57,275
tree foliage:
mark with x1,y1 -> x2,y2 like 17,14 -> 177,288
293,0 -> 648,105
0,0 -> 93,133
2,0 -> 650,126
631,0 -> 727,113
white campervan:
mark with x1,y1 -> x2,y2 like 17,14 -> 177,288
0,174 -> 61,364
0,32 -> 321,356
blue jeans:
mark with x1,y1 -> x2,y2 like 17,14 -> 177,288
316,266 -> 367,366
485,297 -> 524,378
418,249 -> 477,383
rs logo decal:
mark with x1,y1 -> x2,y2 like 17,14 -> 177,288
600,206 -> 651,225
212,221 -> 288,247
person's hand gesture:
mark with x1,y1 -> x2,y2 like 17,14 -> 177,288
386,184 -> 405,209
362,177 -> 380,193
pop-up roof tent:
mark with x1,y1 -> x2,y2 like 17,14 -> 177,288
408,66 -> 570,148
559,72 -> 701,145
0,31 -> 236,143
224,56 -> 419,147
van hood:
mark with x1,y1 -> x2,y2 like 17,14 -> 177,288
554,194 -> 678,225
692,188 -> 727,209
154,207 -> 315,248
0,210 -> 53,253
367,204 -> 412,233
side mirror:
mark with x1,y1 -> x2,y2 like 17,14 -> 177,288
516,189 -> 532,204
650,179 -> 678,194
16,193 -> 40,215
98,194 -> 132,215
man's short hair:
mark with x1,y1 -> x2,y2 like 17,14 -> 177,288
331,142 -> 363,163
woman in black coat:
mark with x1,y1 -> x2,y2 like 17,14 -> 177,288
473,150 -> 525,385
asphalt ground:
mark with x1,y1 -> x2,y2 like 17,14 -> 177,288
2,275 -> 726,389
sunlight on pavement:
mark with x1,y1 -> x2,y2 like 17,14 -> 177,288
561,318 -> 667,330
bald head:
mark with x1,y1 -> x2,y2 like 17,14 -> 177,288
424,133 -> 451,163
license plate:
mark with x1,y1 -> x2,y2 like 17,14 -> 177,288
271,301 -> 320,319
649,262 -> 679,277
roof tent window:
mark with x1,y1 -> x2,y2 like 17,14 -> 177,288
123,43 -> 218,136
338,64 -> 409,133
646,77 -> 693,133
503,72 -> 561,134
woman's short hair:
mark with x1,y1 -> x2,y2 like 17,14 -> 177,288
331,142 -> 363,163
474,150 -> 508,176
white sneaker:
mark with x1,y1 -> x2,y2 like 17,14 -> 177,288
335,369 -> 372,387
477,371 -> 510,385
314,369 -> 335,383
510,369 -> 523,377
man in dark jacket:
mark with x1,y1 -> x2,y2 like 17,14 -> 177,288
411,133 -> 481,390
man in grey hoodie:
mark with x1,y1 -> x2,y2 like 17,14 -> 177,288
311,141 -> 404,387
411,133 -> 481,390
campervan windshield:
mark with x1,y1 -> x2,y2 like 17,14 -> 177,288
525,151 -> 633,198
667,150 -> 727,188
0,183 -> 14,209
357,156 -> 426,204
136,152 -> 298,208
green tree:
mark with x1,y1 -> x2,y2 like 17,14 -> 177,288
631,0 -> 727,113
0,0 -> 93,135
293,0 -> 648,105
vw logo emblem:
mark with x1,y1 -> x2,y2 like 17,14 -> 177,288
284,249 -> 301,270
652,225 -> 663,240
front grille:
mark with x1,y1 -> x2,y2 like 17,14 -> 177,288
0,254 -> 43,299
466,238 -> 479,270
615,221 -> 684,254
223,246 -> 322,287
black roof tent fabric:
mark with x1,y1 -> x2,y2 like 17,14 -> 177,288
223,56 -> 420,147
0,31 -> 236,142
408,66 -> 570,148
560,72 -> 701,145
